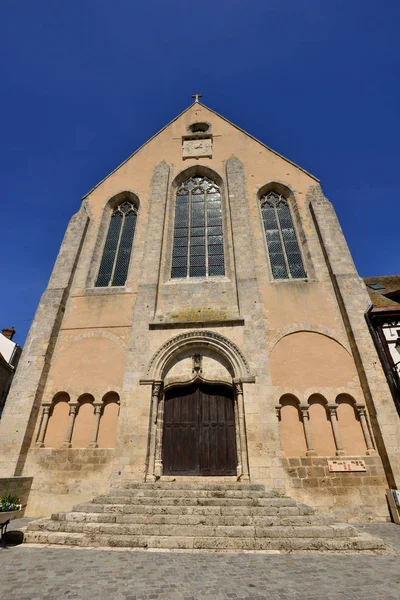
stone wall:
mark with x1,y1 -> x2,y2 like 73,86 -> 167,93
23,449 -> 114,517
282,455 -> 389,522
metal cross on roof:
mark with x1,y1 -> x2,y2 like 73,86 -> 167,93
192,93 -> 202,103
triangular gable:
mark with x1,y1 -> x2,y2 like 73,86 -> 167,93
82,101 -> 319,199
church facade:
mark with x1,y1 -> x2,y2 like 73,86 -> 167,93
1,101 -> 399,521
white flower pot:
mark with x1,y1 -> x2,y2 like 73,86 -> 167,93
0,510 -> 22,525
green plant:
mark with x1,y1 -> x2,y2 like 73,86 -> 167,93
0,493 -> 22,512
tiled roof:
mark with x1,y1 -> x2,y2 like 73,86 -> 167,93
363,275 -> 400,307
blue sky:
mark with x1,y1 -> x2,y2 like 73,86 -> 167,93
1,1 -> 399,345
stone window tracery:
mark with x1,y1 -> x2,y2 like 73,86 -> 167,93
95,200 -> 138,287
171,176 -> 225,279
260,191 -> 306,279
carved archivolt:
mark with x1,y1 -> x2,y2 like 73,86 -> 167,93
267,324 -> 351,355
145,330 -> 253,382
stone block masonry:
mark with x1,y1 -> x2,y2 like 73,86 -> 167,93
282,455 -> 388,521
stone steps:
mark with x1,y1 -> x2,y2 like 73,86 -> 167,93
91,495 -> 297,507
70,502 -> 314,517
107,488 -> 277,499
31,518 -> 355,539
53,512 -> 334,527
24,530 -> 387,553
120,482 -> 265,491
118,477 -> 266,495
24,482 -> 392,553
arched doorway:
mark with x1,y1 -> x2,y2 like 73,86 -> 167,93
162,382 -> 237,476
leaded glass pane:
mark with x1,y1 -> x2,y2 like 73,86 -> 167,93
191,236 -> 205,246
209,264 -> 225,276
208,216 -> 222,227
171,267 -> 187,278
190,255 -> 206,267
260,191 -> 306,280
113,211 -> 137,286
95,201 -> 138,287
190,265 -> 206,277
174,236 -> 188,247
208,235 -> 223,245
208,226 -> 223,236
191,227 -> 205,237
209,254 -> 225,266
190,245 -> 206,255
175,227 -> 188,237
172,255 -> 188,268
191,215 -> 205,227
95,212 -> 123,287
173,245 -> 188,257
172,176 -> 225,279
289,261 -> 307,278
208,244 -> 224,255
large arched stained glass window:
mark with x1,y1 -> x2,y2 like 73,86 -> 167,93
95,200 -> 138,287
171,176 -> 225,278
261,191 -> 306,279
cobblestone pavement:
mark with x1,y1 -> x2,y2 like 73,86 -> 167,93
1,521 -> 399,600
1,542 -> 400,600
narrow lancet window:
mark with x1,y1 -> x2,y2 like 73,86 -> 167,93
171,176 -> 225,279
95,200 -> 138,287
260,191 -> 306,279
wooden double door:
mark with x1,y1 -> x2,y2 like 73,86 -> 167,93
162,383 -> 237,476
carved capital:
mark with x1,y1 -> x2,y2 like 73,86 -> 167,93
152,381 -> 163,398
356,403 -> 366,417
299,403 -> 310,418
327,403 -> 338,416
234,381 -> 243,396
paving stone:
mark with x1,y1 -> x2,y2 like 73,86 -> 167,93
1,545 -> 400,600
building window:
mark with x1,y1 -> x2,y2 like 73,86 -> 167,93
260,191 -> 306,279
171,176 -> 225,279
188,122 -> 210,133
367,283 -> 386,291
95,201 -> 138,287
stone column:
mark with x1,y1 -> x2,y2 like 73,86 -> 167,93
88,403 -> 103,448
146,382 -> 162,481
234,382 -> 250,481
35,404 -> 51,447
154,386 -> 165,479
234,394 -> 243,477
327,403 -> 345,456
356,403 -> 376,455
299,404 -> 316,456
62,403 -> 78,448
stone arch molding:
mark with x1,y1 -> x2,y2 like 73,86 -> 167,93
55,331 -> 127,356
267,324 -> 351,355
144,330 -> 254,382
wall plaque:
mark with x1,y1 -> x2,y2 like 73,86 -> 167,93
182,138 -> 212,159
328,459 -> 366,472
